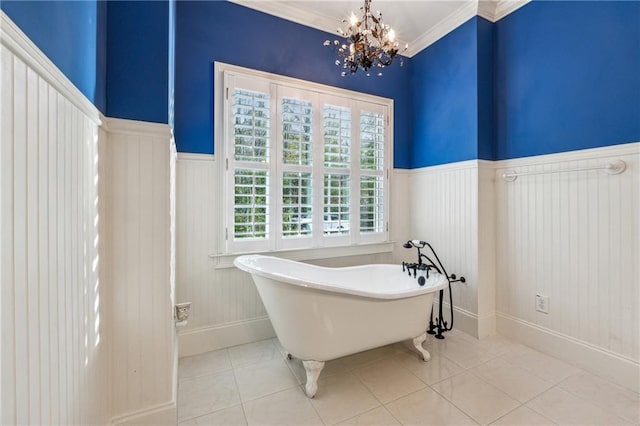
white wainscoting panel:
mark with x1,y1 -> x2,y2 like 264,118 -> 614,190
175,155 -> 270,356
0,35 -> 109,425
105,118 -> 177,423
495,143 -> 639,390
408,161 -> 485,337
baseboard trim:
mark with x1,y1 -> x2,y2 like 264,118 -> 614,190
111,401 -> 176,426
497,312 -> 640,393
179,317 -> 276,357
432,300 -> 497,339
477,311 -> 497,339
449,305 -> 478,338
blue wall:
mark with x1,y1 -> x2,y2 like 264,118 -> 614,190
107,1 -> 169,124
1,0 -> 107,113
476,17 -> 494,161
175,1 -> 413,168
169,0 -> 176,127
410,18 -> 485,168
494,0 -> 640,160
4,1 -> 638,165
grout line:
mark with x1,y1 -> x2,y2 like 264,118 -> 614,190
176,402 -> 245,426
537,378 -> 636,425
427,379 -> 482,424
487,403 -> 529,425
229,362 -> 250,426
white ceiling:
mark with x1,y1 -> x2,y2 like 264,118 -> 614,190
229,1 -> 530,56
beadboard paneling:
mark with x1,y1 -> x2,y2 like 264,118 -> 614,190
175,157 -> 267,333
495,145 -> 640,363
0,42 -> 109,425
408,162 -> 481,325
105,119 -> 177,421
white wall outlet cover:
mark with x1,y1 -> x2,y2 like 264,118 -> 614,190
175,302 -> 192,322
535,294 -> 549,314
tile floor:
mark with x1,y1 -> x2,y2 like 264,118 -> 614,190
177,330 -> 639,425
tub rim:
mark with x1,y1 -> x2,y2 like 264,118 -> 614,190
233,254 -> 448,300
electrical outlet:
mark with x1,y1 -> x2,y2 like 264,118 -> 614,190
535,294 -> 549,314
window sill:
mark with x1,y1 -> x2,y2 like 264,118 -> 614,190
209,241 -> 396,269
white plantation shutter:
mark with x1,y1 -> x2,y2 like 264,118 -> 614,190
277,88 -> 317,250
359,108 -> 386,240
281,97 -> 313,166
323,174 -> 350,236
233,169 -> 269,239
226,75 -> 275,252
360,110 -> 385,171
359,176 -> 384,233
281,172 -> 312,237
323,105 -> 351,169
222,67 -> 390,254
233,89 -> 270,162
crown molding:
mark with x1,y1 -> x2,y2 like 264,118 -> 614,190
477,1 -> 498,22
229,0 -> 336,35
228,0 -> 411,54
404,1 -> 478,57
229,0 -> 532,58
493,0 -> 531,22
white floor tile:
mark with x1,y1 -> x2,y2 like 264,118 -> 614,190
490,406 -> 555,425
177,331 -> 636,426
427,338 -> 495,369
338,345 -> 397,370
394,350 -> 464,385
179,349 -> 232,380
243,387 -> 323,426
228,339 -> 280,369
336,406 -> 400,426
234,358 -> 299,402
499,346 -> 581,384
178,370 -> 241,422
179,405 -> 247,426
470,357 -> 554,403
527,387 -> 631,425
353,358 -> 426,404
431,371 -> 520,425
385,387 -> 477,425
309,372 -> 380,425
473,334 -> 530,356
558,371 -> 640,424
270,337 -> 288,358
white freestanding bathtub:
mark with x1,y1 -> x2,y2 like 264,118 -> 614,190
234,255 -> 448,398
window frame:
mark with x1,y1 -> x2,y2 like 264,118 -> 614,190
215,62 -> 393,255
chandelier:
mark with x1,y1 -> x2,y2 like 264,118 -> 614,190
324,0 -> 407,76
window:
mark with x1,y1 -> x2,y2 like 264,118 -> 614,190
221,65 -> 391,253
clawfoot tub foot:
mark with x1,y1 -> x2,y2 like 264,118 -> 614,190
413,333 -> 431,361
302,360 -> 325,398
